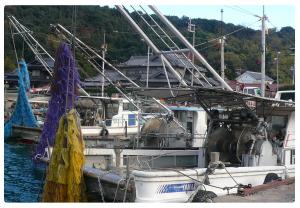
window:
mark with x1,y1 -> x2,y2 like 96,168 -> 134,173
106,103 -> 119,119
123,103 -> 136,111
32,70 -> 40,77
281,92 -> 295,102
248,88 -> 255,95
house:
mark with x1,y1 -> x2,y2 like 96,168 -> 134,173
84,54 -> 213,90
4,58 -> 53,89
236,71 -> 274,85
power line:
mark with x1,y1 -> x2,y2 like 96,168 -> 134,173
224,5 -> 258,18
234,6 -> 258,17
194,20 -> 260,48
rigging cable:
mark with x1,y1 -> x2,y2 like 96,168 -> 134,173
9,21 -> 19,67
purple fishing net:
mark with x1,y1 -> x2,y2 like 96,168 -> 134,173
35,42 -> 80,157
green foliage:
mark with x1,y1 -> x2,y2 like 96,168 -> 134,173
4,56 -> 16,72
4,6 -> 295,84
105,84 -> 118,97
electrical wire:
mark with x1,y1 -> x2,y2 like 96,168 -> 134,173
225,5 -> 259,18
233,6 -> 258,17
194,20 -> 260,48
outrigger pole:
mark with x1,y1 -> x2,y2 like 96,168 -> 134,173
7,15 -> 90,96
52,24 -> 176,115
115,5 -> 188,87
53,24 -> 188,132
148,5 -> 233,91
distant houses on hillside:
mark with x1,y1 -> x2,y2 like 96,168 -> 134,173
83,54 -> 214,91
4,56 -> 279,98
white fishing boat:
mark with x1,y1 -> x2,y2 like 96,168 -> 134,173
28,4 -> 295,202
10,96 -> 142,146
70,88 -> 295,202
79,96 -> 140,138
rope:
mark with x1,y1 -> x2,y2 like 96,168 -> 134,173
236,127 -> 247,162
22,40 -> 25,58
186,182 -> 206,202
65,57 -> 71,112
97,176 -> 105,202
71,5 -> 77,106
123,175 -> 134,202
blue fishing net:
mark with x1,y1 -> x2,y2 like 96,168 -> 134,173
35,42 -> 80,157
4,60 -> 38,140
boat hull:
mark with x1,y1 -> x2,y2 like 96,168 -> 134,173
131,165 -> 295,202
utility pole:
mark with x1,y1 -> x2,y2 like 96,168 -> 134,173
101,31 -> 107,97
275,51 -> 280,91
261,6 -> 266,97
188,18 -> 195,86
220,9 -> 225,88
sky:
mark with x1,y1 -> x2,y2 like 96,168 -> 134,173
156,5 -> 295,30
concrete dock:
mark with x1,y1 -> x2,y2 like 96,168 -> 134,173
214,183 -> 295,202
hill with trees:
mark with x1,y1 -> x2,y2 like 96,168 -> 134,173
4,6 -> 295,84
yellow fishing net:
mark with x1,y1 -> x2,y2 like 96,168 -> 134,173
42,109 -> 86,202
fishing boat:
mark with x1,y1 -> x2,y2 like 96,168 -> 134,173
71,88 -> 294,202
9,95 -> 142,146
9,5 -> 294,202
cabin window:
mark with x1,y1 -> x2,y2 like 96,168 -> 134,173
152,156 -> 174,168
123,103 -> 136,111
280,92 -> 295,102
176,155 -> 198,168
123,156 -> 152,167
106,103 -> 119,119
247,88 -> 255,95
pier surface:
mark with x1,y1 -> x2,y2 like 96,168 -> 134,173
214,183 -> 295,202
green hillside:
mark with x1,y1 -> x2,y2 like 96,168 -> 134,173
4,6 -> 295,84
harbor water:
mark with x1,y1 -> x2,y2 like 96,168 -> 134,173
4,142 -> 45,202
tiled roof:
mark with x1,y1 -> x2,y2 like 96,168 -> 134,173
118,54 -> 206,72
240,71 -> 274,81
